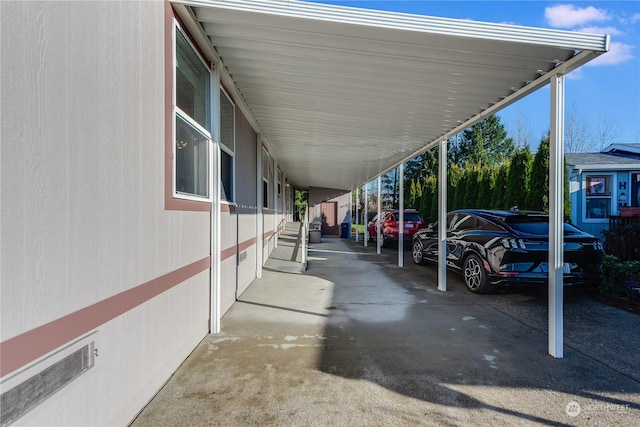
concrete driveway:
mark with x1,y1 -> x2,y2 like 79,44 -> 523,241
131,224 -> 640,426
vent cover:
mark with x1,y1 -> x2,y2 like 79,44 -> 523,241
1,342 -> 94,426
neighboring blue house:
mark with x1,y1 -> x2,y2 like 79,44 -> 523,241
566,143 -> 640,238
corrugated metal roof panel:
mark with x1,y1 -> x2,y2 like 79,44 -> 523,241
174,0 -> 609,190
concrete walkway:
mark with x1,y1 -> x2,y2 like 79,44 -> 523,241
131,223 -> 640,426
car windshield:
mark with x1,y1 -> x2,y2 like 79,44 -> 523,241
506,217 -> 583,235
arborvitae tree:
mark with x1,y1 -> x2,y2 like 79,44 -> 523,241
454,171 -> 467,210
564,161 -> 572,222
447,163 -> 463,211
415,178 -> 423,207
492,163 -> 509,209
472,167 -> 484,208
527,134 -> 550,211
479,165 -> 498,209
505,147 -> 533,210
421,175 -> 438,222
463,166 -> 482,208
431,177 -> 438,220
403,149 -> 438,203
408,179 -> 418,208
522,134 -> 572,219
419,178 -> 430,220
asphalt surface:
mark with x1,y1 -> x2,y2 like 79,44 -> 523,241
131,224 -> 640,426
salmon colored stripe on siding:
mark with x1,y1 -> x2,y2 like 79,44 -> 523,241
220,246 -> 236,261
0,257 -> 211,377
238,237 -> 257,253
220,237 -> 257,261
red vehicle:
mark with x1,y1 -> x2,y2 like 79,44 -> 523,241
367,209 -> 427,247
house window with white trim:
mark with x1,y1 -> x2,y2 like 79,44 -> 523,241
585,174 -> 612,219
262,147 -> 270,209
220,88 -> 235,202
277,167 -> 282,196
174,27 -> 210,200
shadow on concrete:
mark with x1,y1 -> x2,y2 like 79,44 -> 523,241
311,236 -> 640,425
131,224 -> 640,426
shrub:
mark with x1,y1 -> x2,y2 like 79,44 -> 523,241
601,254 -> 640,296
601,223 -> 640,261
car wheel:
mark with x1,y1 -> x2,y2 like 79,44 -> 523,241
463,254 -> 491,294
412,240 -> 425,264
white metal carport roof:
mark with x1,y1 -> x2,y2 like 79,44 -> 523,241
172,0 -> 609,359
173,0 -> 608,190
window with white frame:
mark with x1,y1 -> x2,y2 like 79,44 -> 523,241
174,26 -> 210,200
262,147 -> 270,209
220,88 -> 235,202
277,168 -> 282,196
585,174 -> 612,219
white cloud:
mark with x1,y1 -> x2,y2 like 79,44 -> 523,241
566,68 -> 583,80
545,4 -> 610,28
577,26 -> 623,36
587,41 -> 634,66
620,12 -> 640,25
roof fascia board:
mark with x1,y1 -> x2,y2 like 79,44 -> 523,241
604,143 -> 640,154
365,50 -> 603,187
176,0 -> 609,52
568,164 -> 640,171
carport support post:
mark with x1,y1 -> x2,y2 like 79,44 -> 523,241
256,137 -> 263,279
355,187 -> 359,242
364,183 -> 368,247
549,74 -> 565,358
210,65 -> 222,334
377,175 -> 382,254
438,138 -> 447,292
398,163 -> 404,267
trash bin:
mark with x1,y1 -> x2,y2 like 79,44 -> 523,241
309,229 -> 321,243
340,222 -> 351,239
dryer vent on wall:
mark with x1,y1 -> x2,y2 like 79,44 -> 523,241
1,341 -> 95,426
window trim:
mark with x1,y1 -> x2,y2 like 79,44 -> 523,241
173,107 -> 212,201
262,147 -> 270,209
173,23 -> 212,202
583,172 -> 615,223
277,167 -> 282,196
164,9 -> 212,211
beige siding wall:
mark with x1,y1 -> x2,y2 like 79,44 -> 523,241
1,2 -> 209,425
308,187 -> 352,231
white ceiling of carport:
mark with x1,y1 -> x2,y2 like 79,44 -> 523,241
175,0 -> 608,190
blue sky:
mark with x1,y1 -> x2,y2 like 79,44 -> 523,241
305,1 -> 640,150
